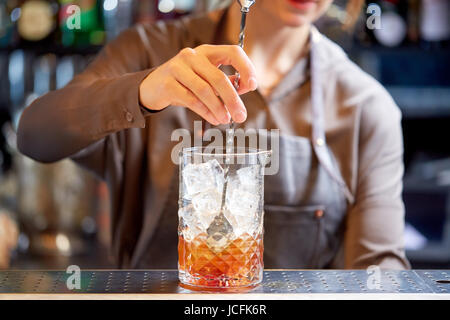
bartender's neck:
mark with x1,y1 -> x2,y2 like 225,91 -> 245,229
224,2 -> 310,63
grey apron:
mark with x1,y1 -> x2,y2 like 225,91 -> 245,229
263,29 -> 353,269
139,29 -> 353,269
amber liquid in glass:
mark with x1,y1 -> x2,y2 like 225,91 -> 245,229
178,232 -> 263,288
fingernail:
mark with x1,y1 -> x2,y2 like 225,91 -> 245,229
222,113 -> 231,124
248,77 -> 258,90
234,110 -> 247,123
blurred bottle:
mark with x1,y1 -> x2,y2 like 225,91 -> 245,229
0,0 -> 16,48
368,0 -> 407,47
420,0 -> 450,49
156,0 -> 195,20
102,0 -> 135,41
8,50 -> 26,118
358,0 -> 439,47
407,0 -> 420,44
15,0 -> 60,47
136,0 -> 196,25
59,0 -> 104,48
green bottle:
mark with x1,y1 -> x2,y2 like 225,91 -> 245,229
59,0 -> 104,48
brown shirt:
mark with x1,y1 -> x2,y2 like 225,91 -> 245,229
17,9 -> 410,269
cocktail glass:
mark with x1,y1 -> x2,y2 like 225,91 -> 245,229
178,147 -> 270,289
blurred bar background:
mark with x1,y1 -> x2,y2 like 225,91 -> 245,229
0,0 -> 449,269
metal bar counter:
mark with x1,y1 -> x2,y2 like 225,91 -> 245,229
0,270 -> 449,300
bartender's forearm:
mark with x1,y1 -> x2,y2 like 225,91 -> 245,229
17,70 -> 150,163
17,27 -> 152,163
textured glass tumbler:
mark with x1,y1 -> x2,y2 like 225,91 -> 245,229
178,147 -> 271,288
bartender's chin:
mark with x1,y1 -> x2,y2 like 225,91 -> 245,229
279,12 -> 311,27
280,0 -> 318,27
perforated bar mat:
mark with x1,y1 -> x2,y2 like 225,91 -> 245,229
0,270 -> 449,294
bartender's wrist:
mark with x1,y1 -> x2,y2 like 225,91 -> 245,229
139,68 -> 164,112
138,83 -> 163,115
139,104 -> 163,116
138,87 -> 161,114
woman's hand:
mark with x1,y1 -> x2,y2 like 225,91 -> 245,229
139,44 -> 258,126
0,213 -> 18,269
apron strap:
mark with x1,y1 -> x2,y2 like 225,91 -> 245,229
310,28 -> 355,204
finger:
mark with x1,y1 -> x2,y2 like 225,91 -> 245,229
171,81 -> 221,126
197,44 -> 258,94
188,54 -> 247,123
171,62 -> 231,124
228,75 -> 253,96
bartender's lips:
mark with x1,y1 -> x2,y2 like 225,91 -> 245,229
287,0 -> 318,11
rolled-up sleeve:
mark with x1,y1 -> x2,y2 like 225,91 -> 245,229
17,27 -> 154,164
